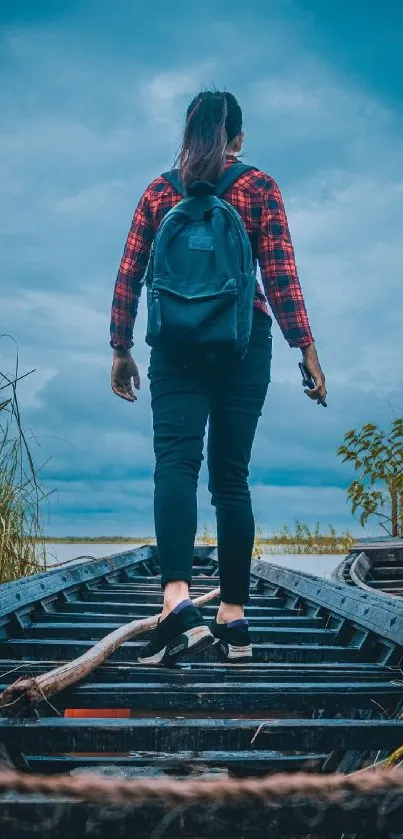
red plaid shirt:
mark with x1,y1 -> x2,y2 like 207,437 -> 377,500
110,156 -> 314,350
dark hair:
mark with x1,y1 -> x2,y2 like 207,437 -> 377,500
177,90 -> 243,191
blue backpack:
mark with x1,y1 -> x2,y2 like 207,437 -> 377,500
145,163 -> 257,359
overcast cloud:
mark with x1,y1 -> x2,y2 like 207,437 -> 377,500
1,0 -> 402,535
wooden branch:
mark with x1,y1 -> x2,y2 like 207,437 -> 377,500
0,587 -> 220,716
379,521 -> 392,535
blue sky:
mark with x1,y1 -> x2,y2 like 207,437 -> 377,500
1,0 -> 402,536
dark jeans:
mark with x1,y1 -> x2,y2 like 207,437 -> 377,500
148,308 -> 272,605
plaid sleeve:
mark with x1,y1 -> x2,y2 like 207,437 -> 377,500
257,177 -> 314,349
110,187 -> 154,350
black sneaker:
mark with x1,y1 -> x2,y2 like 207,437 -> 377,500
138,604 -> 214,666
210,618 -> 253,663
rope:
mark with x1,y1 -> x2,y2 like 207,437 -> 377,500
0,767 -> 402,807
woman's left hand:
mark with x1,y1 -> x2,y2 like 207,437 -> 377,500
111,352 -> 140,402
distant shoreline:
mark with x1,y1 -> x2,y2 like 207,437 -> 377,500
40,536 -> 353,554
42,537 -> 153,544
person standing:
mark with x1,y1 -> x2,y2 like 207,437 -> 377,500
110,90 -> 326,665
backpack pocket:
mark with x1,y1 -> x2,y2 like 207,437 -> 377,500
146,284 -> 238,351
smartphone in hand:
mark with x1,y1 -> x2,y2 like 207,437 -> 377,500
298,362 -> 327,407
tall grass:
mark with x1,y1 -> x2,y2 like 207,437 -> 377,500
199,520 -> 354,556
266,520 -> 354,555
0,349 -> 48,583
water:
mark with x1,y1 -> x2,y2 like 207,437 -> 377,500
44,542 -> 136,566
45,542 -> 341,579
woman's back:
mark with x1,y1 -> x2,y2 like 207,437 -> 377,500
111,153 -> 313,352
109,88 -> 326,668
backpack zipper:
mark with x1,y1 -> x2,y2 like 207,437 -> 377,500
152,289 -> 162,330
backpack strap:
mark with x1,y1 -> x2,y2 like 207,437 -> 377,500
214,163 -> 257,197
161,169 -> 185,196
162,162 -> 257,198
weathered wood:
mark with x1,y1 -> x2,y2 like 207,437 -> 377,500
353,537 -> 403,550
0,588 -> 220,715
0,637 -> 366,663
46,680 -> 401,714
1,794 -> 402,837
252,558 -> 403,644
1,543 -> 403,838
51,601 -> 293,616
24,621 -> 338,645
83,590 -> 283,606
26,749 -> 327,775
1,660 -> 393,684
0,717 -> 401,753
334,537 -> 403,598
0,548 -> 155,618
34,611 -> 324,628
1,766 -> 402,839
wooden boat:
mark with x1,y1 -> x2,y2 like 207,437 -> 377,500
333,537 -> 403,597
0,545 -> 402,837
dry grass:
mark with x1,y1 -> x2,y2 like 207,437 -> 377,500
266,520 -> 354,555
199,520 -> 354,556
0,345 -> 48,584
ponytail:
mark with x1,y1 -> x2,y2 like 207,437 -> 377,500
178,92 -> 228,191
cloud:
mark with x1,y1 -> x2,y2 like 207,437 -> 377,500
0,4 -> 401,535
250,74 -> 391,142
144,70 -> 209,128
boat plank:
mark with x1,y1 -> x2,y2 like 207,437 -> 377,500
38,681 -> 401,713
2,794 -> 402,837
0,718 -> 401,753
0,638 -> 365,663
1,544 -> 403,837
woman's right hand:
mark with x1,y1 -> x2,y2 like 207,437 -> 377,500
111,351 -> 140,402
302,343 -> 327,405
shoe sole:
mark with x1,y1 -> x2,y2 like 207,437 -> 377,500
216,639 -> 253,663
139,625 -> 215,666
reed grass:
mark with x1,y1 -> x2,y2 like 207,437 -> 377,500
0,349 -> 48,584
267,520 -> 354,555
199,520 -> 354,555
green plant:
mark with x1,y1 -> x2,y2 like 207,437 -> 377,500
337,420 -> 403,536
0,349 -> 49,583
198,522 -> 264,556
252,522 -> 264,557
268,520 -> 353,555
199,524 -> 217,546
198,520 -> 353,555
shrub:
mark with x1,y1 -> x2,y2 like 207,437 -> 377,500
0,354 -> 48,583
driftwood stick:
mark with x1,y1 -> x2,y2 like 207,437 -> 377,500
0,587 -> 220,715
